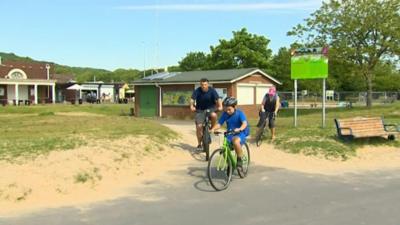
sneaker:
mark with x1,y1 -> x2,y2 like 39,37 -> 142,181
196,144 -> 203,151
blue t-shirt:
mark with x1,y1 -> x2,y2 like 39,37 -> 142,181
218,109 -> 250,136
191,87 -> 219,110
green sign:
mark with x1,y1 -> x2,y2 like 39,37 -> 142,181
291,50 -> 328,80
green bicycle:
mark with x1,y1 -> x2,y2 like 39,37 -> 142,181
207,130 -> 250,191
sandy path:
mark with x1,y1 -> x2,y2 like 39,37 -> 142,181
160,119 -> 400,175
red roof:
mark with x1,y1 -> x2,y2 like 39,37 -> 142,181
0,60 -> 55,80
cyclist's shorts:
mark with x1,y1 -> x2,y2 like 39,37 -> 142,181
195,108 -> 216,124
257,111 -> 275,129
227,132 -> 247,145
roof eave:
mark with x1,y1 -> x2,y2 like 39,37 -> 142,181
133,80 -> 232,85
230,69 -> 282,85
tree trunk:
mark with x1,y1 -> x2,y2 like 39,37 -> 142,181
366,74 -> 373,107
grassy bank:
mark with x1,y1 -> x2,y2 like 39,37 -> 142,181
249,103 -> 400,160
0,104 -> 176,161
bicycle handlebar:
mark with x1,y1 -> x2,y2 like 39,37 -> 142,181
196,109 -> 212,114
213,130 -> 240,136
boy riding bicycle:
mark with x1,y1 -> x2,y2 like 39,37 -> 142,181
210,97 -> 250,170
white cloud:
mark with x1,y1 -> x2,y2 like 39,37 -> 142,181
115,1 -> 323,12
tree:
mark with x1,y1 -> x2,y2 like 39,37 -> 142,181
167,65 -> 182,72
269,47 -> 292,91
288,0 -> 400,107
178,52 -> 209,71
373,62 -> 400,91
209,28 -> 272,70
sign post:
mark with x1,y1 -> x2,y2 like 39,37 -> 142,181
294,79 -> 298,127
322,78 -> 326,127
291,47 -> 329,128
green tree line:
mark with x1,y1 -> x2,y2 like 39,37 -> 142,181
0,52 -> 144,83
177,0 -> 399,107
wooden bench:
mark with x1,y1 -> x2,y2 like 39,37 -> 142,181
334,117 -> 400,140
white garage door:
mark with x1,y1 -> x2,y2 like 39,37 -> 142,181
256,86 -> 270,104
237,85 -> 254,105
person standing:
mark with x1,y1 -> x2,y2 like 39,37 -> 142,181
257,86 -> 280,140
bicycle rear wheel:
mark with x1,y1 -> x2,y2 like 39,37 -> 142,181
237,143 -> 250,178
208,149 -> 232,191
255,128 -> 264,147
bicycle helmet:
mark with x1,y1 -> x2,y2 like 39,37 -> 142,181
223,97 -> 238,107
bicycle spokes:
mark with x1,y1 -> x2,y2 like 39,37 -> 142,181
216,151 -> 228,171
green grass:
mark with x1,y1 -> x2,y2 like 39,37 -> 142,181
0,104 -> 134,116
249,103 -> 400,160
0,104 -> 176,161
74,168 -> 102,184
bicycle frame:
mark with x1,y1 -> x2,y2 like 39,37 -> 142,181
216,134 -> 237,170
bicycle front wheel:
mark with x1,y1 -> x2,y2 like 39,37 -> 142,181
208,149 -> 233,191
238,143 -> 250,178
203,127 -> 211,161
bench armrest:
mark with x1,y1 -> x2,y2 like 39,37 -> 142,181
338,127 -> 353,136
384,124 -> 400,132
334,119 -> 353,136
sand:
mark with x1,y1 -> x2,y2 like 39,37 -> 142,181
0,119 -> 399,217
0,135 -> 192,217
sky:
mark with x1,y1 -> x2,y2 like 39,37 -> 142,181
0,0 -> 324,71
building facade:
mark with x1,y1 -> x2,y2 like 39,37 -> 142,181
0,58 -> 56,105
133,68 -> 281,119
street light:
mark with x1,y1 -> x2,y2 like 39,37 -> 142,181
46,64 -> 50,80
46,64 -> 50,102
142,41 -> 146,78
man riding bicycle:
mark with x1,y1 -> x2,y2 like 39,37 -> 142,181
190,78 -> 223,150
256,86 -> 280,140
210,97 -> 250,170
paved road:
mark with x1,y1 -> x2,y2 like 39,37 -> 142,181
2,163 -> 400,225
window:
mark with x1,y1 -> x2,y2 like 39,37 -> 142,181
215,88 -> 227,100
6,69 -> 27,79
11,72 -> 24,79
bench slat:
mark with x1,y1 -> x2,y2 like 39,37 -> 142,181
340,121 -> 383,125
353,132 -> 387,138
346,127 -> 385,131
338,117 -> 381,121
341,131 -> 387,136
340,122 -> 383,126
342,124 -> 384,128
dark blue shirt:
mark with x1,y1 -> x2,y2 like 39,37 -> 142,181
218,109 -> 250,136
191,87 -> 219,110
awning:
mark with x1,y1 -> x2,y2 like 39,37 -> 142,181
67,84 -> 83,90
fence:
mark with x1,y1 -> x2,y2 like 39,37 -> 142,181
278,91 -> 400,108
